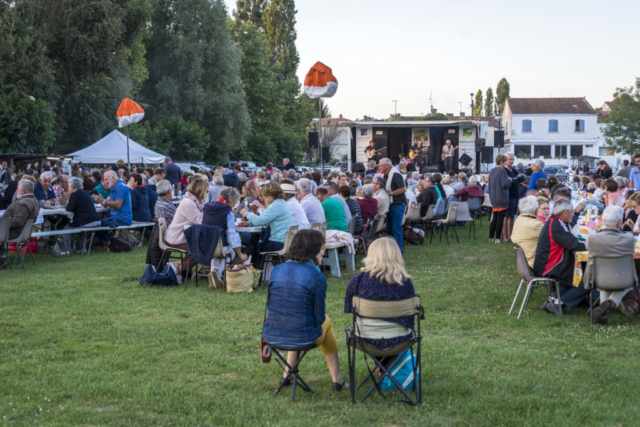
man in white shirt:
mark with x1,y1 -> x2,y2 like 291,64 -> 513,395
281,180 -> 310,230
296,178 -> 326,225
372,176 -> 390,216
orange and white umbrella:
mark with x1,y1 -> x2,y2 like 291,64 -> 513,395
304,62 -> 338,99
116,98 -> 145,128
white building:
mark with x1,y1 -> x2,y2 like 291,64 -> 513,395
318,118 -> 352,162
502,97 -> 610,167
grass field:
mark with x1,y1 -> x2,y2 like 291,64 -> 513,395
2,221 -> 640,426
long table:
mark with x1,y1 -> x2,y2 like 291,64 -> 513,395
573,250 -> 640,286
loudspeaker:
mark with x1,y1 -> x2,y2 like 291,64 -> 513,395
475,137 -> 485,150
321,146 -> 330,161
308,131 -> 319,149
481,146 -> 493,164
494,130 -> 504,148
459,153 -> 472,166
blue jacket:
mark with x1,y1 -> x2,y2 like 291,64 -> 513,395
131,186 -> 151,222
263,261 -> 326,347
164,162 -> 182,187
222,170 -> 239,187
184,224 -> 222,266
147,184 -> 158,220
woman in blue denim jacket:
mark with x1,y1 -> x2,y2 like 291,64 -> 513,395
263,229 -> 349,391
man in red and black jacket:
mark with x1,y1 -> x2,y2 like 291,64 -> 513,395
533,199 -> 588,316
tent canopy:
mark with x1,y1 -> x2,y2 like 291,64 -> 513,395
67,130 -> 166,164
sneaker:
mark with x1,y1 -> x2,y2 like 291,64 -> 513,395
208,271 -> 224,289
541,300 -> 564,317
135,240 -> 143,248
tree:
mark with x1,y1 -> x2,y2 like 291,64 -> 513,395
141,0 -> 250,165
603,78 -> 640,154
131,117 -> 212,161
315,98 -> 331,119
496,78 -> 510,115
416,113 -> 449,121
263,0 -> 299,80
233,0 -> 267,27
0,93 -> 56,153
474,90 -> 483,116
485,87 -> 495,116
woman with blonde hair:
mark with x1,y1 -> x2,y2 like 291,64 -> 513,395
535,196 -> 550,222
344,237 -> 416,350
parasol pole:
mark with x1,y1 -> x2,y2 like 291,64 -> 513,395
127,127 -> 131,172
319,100 -> 323,172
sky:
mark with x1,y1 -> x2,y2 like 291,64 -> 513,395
222,0 -> 640,120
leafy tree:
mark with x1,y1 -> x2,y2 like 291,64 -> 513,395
496,78 -> 510,115
474,90 -> 483,116
131,117 -> 212,161
141,0 -> 250,164
416,113 -> 449,121
233,0 -> 267,27
263,0 -> 299,80
315,98 -> 331,119
603,78 -> 640,154
0,93 -> 56,153
485,87 -> 495,116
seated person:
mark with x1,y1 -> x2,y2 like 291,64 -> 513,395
344,237 -> 416,350
92,170 -> 132,227
236,180 -> 261,218
356,184 -> 378,227
584,206 -> 638,323
315,187 -> 348,232
535,196 -> 550,223
262,229 -> 349,391
92,172 -> 110,201
339,184 -> 362,235
52,174 -> 71,205
66,177 -> 101,228
454,175 -> 485,203
603,178 -> 624,207
280,179 -> 310,230
34,171 -> 56,205
296,178 -> 325,226
202,187 -> 248,286
326,182 -> 352,225
129,174 -> 151,223
239,182 -> 294,268
206,173 -> 227,203
416,176 -> 438,217
533,199 -> 587,316
372,176 -> 389,217
511,196 -> 542,268
154,179 -> 177,225
165,177 -> 209,276
0,180 -> 40,269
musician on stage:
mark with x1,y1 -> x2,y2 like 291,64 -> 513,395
414,146 -> 430,174
442,139 -> 458,173
365,140 -> 380,162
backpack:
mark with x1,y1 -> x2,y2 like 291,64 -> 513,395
403,226 -> 424,246
380,349 -> 419,391
108,236 -> 133,253
139,264 -> 179,287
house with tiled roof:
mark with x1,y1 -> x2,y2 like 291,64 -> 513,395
501,97 -> 613,167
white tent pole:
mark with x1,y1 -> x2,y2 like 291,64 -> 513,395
127,126 -> 130,172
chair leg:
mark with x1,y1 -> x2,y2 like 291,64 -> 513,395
589,289 -> 594,331
452,225 -> 459,244
517,281 -> 535,319
509,280 -> 525,315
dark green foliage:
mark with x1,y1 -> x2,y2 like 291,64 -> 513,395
496,78 -> 510,115
603,78 -> 640,154
130,116 -> 212,161
233,0 -> 267,27
263,0 -> 299,80
140,0 -> 250,165
474,90 -> 484,116
0,93 -> 56,153
485,87 -> 495,116
416,113 -> 449,121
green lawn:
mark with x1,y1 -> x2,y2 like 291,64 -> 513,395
2,222 -> 640,426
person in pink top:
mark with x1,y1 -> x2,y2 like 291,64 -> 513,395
604,178 -> 625,207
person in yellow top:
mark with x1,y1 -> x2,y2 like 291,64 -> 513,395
511,196 -> 544,268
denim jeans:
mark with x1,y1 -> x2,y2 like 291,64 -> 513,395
444,157 -> 454,172
386,202 -> 406,253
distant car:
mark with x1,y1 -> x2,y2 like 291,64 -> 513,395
175,162 -> 211,173
227,160 -> 257,170
297,166 -> 314,173
331,162 -> 349,173
543,166 -> 559,176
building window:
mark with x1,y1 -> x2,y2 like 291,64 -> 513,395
522,120 -> 532,133
555,145 -> 567,158
599,147 -> 615,156
570,145 -> 583,158
548,119 -> 559,133
575,119 -> 585,132
514,145 -> 532,159
534,145 -> 552,159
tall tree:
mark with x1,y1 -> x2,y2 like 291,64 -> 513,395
496,78 -> 510,115
263,0 -> 299,80
233,0 -> 267,27
474,90 -> 483,116
141,0 -> 250,164
485,87 -> 495,116
603,78 -> 640,154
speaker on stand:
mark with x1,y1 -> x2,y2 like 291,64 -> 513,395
480,146 -> 493,173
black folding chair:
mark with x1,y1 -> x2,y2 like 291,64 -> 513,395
262,283 -> 317,403
346,296 -> 424,405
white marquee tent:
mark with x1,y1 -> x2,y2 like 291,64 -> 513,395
67,130 -> 166,164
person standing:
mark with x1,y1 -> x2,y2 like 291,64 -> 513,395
282,158 -> 296,171
617,159 -> 631,179
527,160 -> 548,191
503,153 -> 524,242
365,140 -> 379,162
0,161 -> 12,186
163,157 -> 182,192
629,155 -> 640,190
488,155 -> 512,244
378,158 -> 406,253
442,139 -> 457,173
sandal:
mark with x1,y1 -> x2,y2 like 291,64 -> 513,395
332,379 -> 350,391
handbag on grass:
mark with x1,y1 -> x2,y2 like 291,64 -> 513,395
225,264 -> 254,293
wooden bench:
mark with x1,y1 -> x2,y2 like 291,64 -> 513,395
321,241 -> 355,278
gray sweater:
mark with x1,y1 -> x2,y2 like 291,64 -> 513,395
488,167 -> 511,209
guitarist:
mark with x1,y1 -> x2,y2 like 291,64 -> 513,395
441,139 -> 458,173
365,140 -> 381,162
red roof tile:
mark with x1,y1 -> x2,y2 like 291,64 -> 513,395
506,98 -> 596,114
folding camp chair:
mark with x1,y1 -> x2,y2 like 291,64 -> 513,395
262,283 -> 317,402
346,296 -> 424,405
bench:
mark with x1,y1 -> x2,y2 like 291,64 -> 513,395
321,241 -> 355,278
